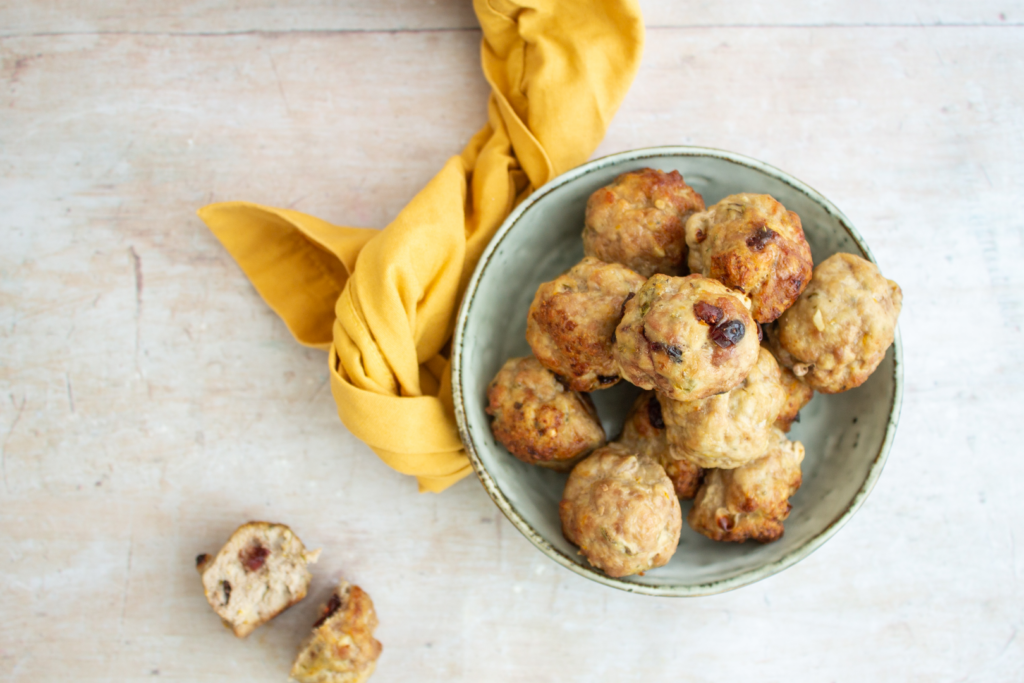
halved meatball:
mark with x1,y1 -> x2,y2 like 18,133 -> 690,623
196,521 -> 320,638
616,391 -> 702,499
290,580 -> 382,683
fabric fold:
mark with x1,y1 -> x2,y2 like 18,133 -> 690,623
199,0 -> 644,492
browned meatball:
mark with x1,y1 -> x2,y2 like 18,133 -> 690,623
613,274 -> 760,401
616,391 -> 703,499
662,347 -> 787,470
687,428 -> 805,543
560,443 -> 681,577
290,580 -> 382,683
526,257 -> 647,392
775,364 -> 814,432
583,168 -> 705,277
685,193 -> 813,323
769,252 -> 902,393
486,356 -> 606,471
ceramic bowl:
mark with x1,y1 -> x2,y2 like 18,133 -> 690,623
451,146 -> 902,596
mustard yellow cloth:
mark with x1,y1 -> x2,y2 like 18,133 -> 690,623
199,0 -> 644,492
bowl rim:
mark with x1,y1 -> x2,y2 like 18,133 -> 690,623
451,145 -> 903,597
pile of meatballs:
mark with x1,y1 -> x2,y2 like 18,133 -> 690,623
485,168 -> 902,579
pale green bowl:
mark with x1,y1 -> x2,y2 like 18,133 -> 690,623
451,146 -> 902,596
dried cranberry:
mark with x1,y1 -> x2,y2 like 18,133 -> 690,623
709,320 -> 745,348
240,544 -> 270,572
553,374 -> 570,390
221,580 -> 232,605
647,395 -> 665,430
313,593 -> 343,628
745,225 -> 778,251
717,516 -> 735,531
195,553 -> 209,568
693,302 -> 724,326
597,375 -> 618,385
650,342 -> 683,362
619,292 -> 635,319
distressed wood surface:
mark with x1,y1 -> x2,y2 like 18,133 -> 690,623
2,0 -> 1019,34
1,1 -> 1023,681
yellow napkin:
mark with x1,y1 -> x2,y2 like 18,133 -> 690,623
199,0 -> 644,492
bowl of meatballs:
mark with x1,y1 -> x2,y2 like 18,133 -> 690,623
451,146 -> 903,596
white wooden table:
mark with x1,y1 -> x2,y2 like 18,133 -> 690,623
2,2 -> 1022,680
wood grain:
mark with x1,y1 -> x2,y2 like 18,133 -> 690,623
1,2 -> 1023,681
1,0 -> 1018,36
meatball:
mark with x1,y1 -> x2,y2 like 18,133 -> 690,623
662,347 -> 787,470
616,391 -> 703,499
613,274 -> 760,401
583,168 -> 705,277
769,252 -> 902,393
290,580 -> 382,683
196,522 -> 320,638
685,193 -> 813,323
687,428 -> 805,543
560,443 -> 682,577
526,257 -> 647,392
775,363 -> 814,432
485,356 -> 606,471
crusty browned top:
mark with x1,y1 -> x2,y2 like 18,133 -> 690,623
486,356 -> 606,470
613,273 -> 759,401
526,257 -> 646,392
686,193 -> 813,323
583,168 -> 705,277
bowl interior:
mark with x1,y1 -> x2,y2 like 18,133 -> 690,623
453,147 -> 901,596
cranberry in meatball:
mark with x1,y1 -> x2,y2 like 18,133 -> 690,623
527,257 -> 646,392
486,356 -> 606,471
616,391 -> 702,499
613,274 -> 759,401
686,193 -> 813,323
